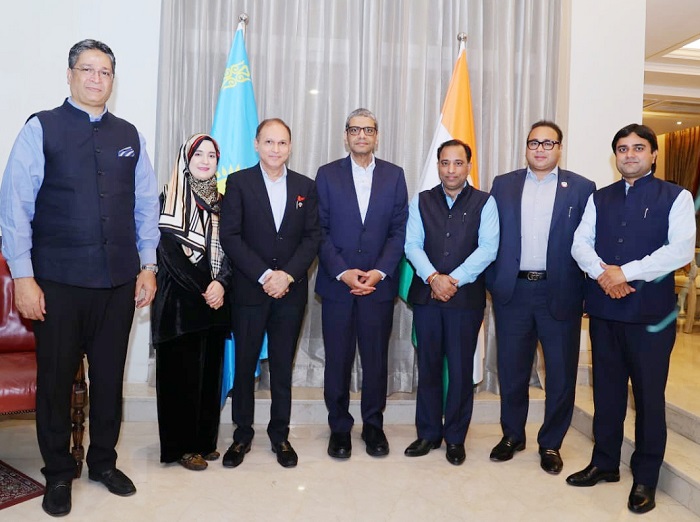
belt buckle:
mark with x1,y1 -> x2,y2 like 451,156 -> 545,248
527,271 -> 540,281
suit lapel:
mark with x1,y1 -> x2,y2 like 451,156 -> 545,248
250,165 -> 278,231
364,159 -> 385,225
549,170 -> 569,234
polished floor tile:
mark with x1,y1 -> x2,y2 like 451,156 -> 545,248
1,420 -> 697,521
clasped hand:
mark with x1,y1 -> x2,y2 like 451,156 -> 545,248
263,270 -> 291,299
430,273 -> 459,302
340,269 -> 381,296
597,262 -> 635,299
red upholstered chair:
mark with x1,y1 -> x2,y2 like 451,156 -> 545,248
0,252 -> 87,477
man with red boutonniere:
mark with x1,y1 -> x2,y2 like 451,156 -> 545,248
219,118 -> 320,469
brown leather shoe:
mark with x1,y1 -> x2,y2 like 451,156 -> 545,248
178,453 -> 207,471
203,451 -> 220,461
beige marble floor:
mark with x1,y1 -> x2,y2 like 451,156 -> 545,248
667,325 -> 700,418
1,419 -> 697,521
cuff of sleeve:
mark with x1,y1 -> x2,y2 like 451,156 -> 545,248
336,270 -> 347,281
259,268 -> 273,285
7,258 -> 34,279
620,261 -> 639,282
139,249 -> 157,266
375,269 -> 386,280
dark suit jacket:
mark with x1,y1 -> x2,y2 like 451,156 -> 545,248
486,168 -> 595,320
219,163 -> 321,307
315,156 -> 408,303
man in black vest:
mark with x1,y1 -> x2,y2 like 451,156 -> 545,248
404,139 -> 499,465
567,124 -> 695,514
0,39 -> 160,517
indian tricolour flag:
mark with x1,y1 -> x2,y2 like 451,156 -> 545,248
399,38 -> 485,384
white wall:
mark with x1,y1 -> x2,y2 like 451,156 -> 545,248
557,0 -> 647,188
0,0 -> 162,382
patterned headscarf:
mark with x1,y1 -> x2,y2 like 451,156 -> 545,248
158,133 -> 224,278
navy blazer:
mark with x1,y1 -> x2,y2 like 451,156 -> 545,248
315,156 -> 408,303
485,168 -> 595,320
219,163 -> 321,307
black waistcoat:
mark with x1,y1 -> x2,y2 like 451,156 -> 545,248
408,184 -> 489,309
32,100 -> 140,288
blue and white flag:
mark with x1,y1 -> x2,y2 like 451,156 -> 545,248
212,18 -> 268,408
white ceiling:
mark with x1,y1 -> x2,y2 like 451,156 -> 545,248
643,0 -> 700,135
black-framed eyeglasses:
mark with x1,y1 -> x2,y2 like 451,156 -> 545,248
72,66 -> 114,80
346,126 -> 377,136
527,139 -> 560,150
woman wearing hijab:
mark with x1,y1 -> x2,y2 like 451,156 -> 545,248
151,134 -> 232,471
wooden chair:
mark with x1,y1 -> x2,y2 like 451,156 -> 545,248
0,252 -> 87,478
675,258 -> 698,333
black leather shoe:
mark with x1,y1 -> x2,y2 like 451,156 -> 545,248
88,468 -> 136,496
328,432 -> 352,459
404,438 -> 441,457
628,483 -> 656,514
42,480 -> 72,517
489,436 -> 525,461
222,441 -> 251,468
539,448 -> 563,474
361,425 -> 389,457
272,440 -> 298,468
446,443 -> 466,465
566,463 -> 620,487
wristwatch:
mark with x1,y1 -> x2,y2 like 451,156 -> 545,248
141,263 -> 158,275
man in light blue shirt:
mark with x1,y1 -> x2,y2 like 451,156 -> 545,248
403,139 -> 498,465
0,39 -> 159,517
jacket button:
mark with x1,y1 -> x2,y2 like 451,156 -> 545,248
617,238 -> 624,243
446,232 -> 451,238
444,251 -> 450,256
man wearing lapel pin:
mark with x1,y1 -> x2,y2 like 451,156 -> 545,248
219,118 -> 320,469
567,124 -> 695,514
486,121 -> 595,474
315,108 -> 408,459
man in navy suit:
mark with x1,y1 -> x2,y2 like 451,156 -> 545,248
219,118 -> 320,469
315,108 -> 408,459
486,120 -> 595,474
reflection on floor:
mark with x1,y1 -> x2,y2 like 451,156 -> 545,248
1,325 -> 699,521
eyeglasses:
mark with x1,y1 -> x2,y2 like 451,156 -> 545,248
72,66 -> 114,80
346,126 -> 377,136
527,139 -> 560,150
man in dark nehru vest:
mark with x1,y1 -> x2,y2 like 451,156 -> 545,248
0,39 -> 160,517
567,124 -> 695,514
404,139 -> 499,465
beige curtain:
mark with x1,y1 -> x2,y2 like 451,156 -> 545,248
154,0 -> 562,393
666,126 -> 700,192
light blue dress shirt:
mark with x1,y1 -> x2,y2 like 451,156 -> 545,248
404,184 -> 499,286
0,97 -> 160,278
571,172 -> 696,281
520,167 -> 558,270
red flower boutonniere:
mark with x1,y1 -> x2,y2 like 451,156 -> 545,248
296,195 -> 306,209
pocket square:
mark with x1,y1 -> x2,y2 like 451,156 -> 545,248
118,146 -> 135,157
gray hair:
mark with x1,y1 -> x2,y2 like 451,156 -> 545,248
345,108 -> 378,132
68,39 -> 116,74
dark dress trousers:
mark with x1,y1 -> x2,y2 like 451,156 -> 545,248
584,175 -> 683,487
315,156 -> 408,433
219,163 -> 320,445
486,168 -> 595,450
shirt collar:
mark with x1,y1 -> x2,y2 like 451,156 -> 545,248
526,165 -> 559,182
350,154 -> 375,173
67,96 -> 107,122
260,163 -> 288,184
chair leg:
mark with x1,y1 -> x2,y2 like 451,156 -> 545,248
685,287 -> 697,334
71,356 -> 87,478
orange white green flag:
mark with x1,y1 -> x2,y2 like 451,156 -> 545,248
399,38 -> 485,384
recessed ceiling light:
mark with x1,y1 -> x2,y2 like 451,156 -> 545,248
309,89 -> 319,95
677,121 -> 683,125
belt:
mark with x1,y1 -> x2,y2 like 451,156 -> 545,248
517,270 -> 547,281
